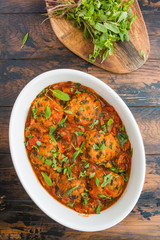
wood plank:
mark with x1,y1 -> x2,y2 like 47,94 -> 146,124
0,12 -> 159,60
0,59 -> 160,107
0,0 -> 159,13
0,0 -> 45,13
0,106 -> 160,154
0,154 -> 159,239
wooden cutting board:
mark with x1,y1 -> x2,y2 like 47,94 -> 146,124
46,0 -> 150,73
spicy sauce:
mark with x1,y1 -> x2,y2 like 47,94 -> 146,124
24,81 -> 132,214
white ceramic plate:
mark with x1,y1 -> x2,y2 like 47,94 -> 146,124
9,69 -> 145,231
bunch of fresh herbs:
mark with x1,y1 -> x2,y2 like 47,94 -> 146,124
47,0 -> 136,62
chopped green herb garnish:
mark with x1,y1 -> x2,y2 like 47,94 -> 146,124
141,50 -> 145,59
66,186 -> 79,195
101,173 -> 113,188
49,126 -> 57,142
122,175 -> 129,182
41,172 -> 52,186
96,205 -> 101,214
117,132 -> 128,146
95,177 -> 100,187
79,170 -> 87,178
56,167 -> 63,173
107,118 -> 114,126
93,143 -> 105,150
24,141 -> 28,147
79,107 -> 84,111
70,88 -> 74,92
59,116 -> 67,128
75,90 -> 81,94
98,194 -> 111,199
119,126 -> 124,131
64,110 -> 72,114
89,172 -> 95,179
28,133 -> 33,139
99,112 -> 104,117
45,159 -> 52,166
101,124 -> 107,133
110,167 -> 125,174
32,145 -> 39,151
36,141 -> 41,146
21,32 -> 29,48
75,131 -> 84,136
32,108 -> 37,119
45,106 -> 51,120
67,202 -> 75,207
72,141 -> 84,161
51,89 -> 70,101
84,162 -> 90,169
89,119 -> 99,129
75,83 -> 81,88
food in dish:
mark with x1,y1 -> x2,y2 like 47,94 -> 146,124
24,81 -> 132,214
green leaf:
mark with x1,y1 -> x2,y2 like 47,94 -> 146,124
98,194 -> 111,199
56,167 -> 63,173
79,107 -> 84,111
84,162 -> 90,168
118,12 -> 128,22
72,141 -> 84,161
45,106 -> 51,120
95,177 -> 100,187
94,23 -> 107,33
75,131 -> 84,136
93,143 -> 105,150
107,118 -> 114,126
21,32 -> 29,48
67,202 -> 75,207
117,132 -> 128,146
41,172 -> 52,186
32,145 -> 39,151
110,167 -> 125,174
93,143 -> 99,150
59,116 -> 67,128
32,108 -> 37,119
141,50 -> 145,59
84,26 -> 89,39
89,172 -> 95,179
36,141 -> 41,146
64,110 -> 72,114
101,173 -> 113,188
52,89 -> 70,101
45,159 -> 52,166
79,170 -> 86,178
49,126 -> 57,134
104,22 -> 120,33
66,185 -> 79,195
96,205 -> 101,214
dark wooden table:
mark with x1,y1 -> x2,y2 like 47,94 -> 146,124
0,0 -> 160,239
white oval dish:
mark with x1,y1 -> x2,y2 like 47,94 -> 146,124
9,69 -> 145,232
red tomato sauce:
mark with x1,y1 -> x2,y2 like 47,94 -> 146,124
24,81 -> 132,214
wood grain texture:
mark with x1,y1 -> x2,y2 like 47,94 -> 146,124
0,154 -> 159,239
0,0 -> 159,238
0,59 -> 160,107
0,0 -> 159,13
1,106 -> 160,154
0,12 -> 159,60
47,0 -> 150,73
